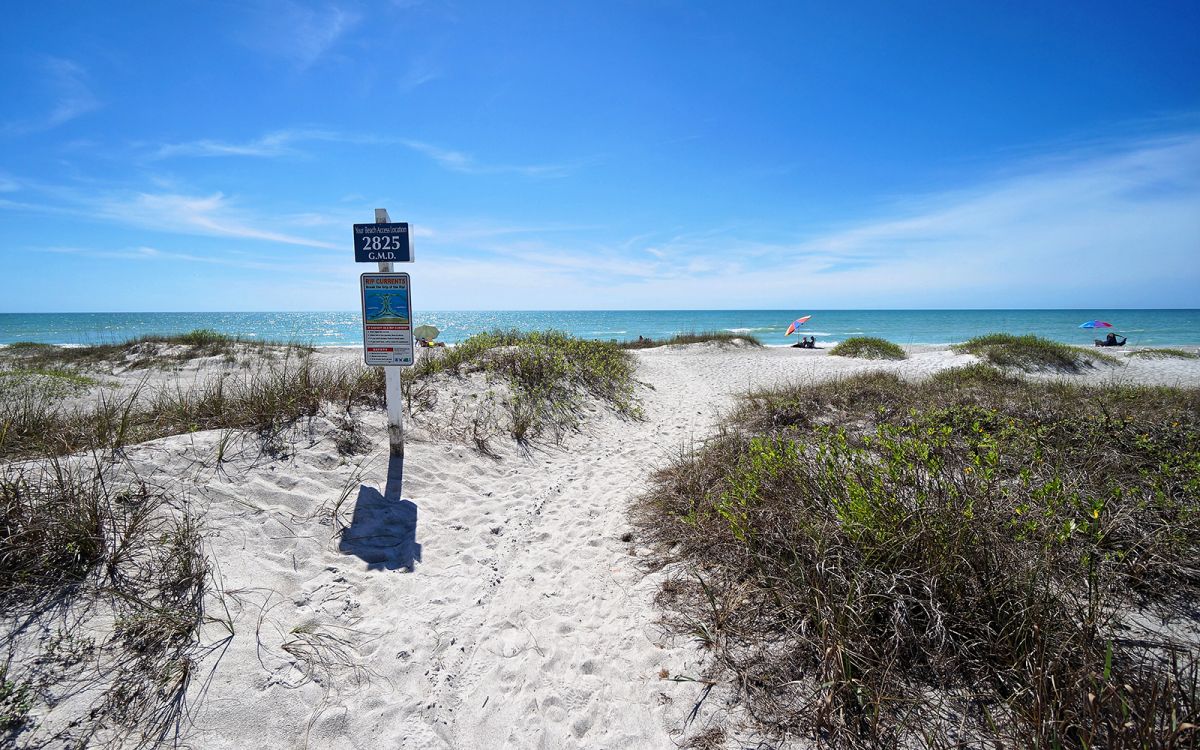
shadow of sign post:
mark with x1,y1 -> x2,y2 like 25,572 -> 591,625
339,454 -> 422,571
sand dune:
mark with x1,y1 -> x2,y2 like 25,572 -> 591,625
6,343 -> 1199,748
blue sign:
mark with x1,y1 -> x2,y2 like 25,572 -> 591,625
354,222 -> 413,263
360,273 -> 414,366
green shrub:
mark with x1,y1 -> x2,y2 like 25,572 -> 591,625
620,331 -> 762,349
171,328 -> 230,346
636,367 -> 1200,747
414,330 -> 639,442
954,333 -> 1116,372
828,336 -> 906,360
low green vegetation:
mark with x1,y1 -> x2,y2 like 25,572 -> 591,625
0,668 -> 32,733
0,368 -> 100,401
619,331 -> 763,349
636,365 -> 1200,747
1127,347 -> 1199,360
0,329 -> 315,371
828,336 -> 906,360
412,329 -> 640,444
954,332 -> 1117,372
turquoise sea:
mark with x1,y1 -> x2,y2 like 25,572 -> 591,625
0,310 -> 1197,348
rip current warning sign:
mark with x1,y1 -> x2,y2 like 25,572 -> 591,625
360,273 -> 415,367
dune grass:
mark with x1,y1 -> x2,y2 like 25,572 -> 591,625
635,365 -> 1200,747
828,336 -> 906,360
2,342 -> 54,351
0,356 -> 383,462
954,332 -> 1117,372
411,329 -> 639,444
1,456 -> 208,746
1,330 -> 640,461
619,331 -> 763,349
1127,347 -> 1199,360
0,329 -> 315,371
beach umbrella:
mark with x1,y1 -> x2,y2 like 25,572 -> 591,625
1078,320 -> 1112,329
413,324 -> 440,341
785,315 -> 811,336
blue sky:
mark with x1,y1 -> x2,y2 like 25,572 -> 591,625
1,1 -> 1197,312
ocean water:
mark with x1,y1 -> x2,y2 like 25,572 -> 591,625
0,310 -> 1197,348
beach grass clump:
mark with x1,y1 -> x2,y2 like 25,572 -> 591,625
635,366 -> 1200,747
619,331 -> 763,349
0,462 -> 106,604
0,356 -> 384,461
0,329 -> 314,371
413,330 -> 639,443
954,332 -> 1117,372
1126,347 -> 1199,360
828,336 -> 906,360
1,457 -> 207,746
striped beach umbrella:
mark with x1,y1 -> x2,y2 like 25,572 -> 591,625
785,315 -> 812,336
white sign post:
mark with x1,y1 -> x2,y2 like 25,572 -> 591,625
359,208 -> 414,457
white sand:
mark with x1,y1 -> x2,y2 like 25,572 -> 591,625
7,343 -> 1200,748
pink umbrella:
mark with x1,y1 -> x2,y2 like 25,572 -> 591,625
785,315 -> 811,336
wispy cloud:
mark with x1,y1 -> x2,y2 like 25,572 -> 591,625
3,58 -> 100,136
238,1 -> 362,69
148,127 -> 582,176
45,245 -> 281,271
400,139 -> 579,176
0,180 -> 342,250
398,55 -> 441,91
88,192 -> 340,249
150,129 -> 343,159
